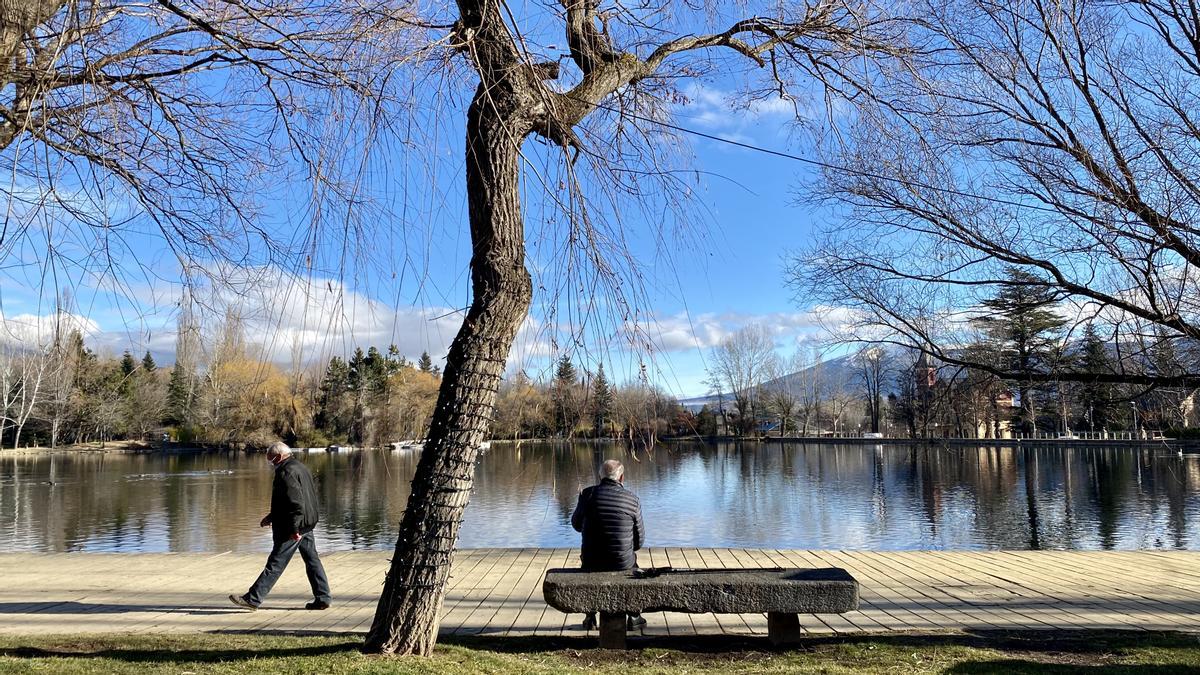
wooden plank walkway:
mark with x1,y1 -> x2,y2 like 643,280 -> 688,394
1,549 -> 1199,636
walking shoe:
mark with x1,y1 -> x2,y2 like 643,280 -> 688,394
582,612 -> 597,630
304,599 -> 330,610
228,594 -> 258,611
627,614 -> 647,631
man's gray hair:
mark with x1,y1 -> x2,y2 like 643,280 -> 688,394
266,441 -> 291,458
601,459 -> 624,480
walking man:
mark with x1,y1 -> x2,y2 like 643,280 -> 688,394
230,442 -> 331,610
571,458 -> 646,630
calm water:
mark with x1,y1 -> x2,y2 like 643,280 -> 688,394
2,442 -> 1198,553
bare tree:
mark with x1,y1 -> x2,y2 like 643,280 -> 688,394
824,378 -> 857,434
2,0 -> 906,656
762,351 -> 799,437
855,346 -> 890,433
790,0 -> 1200,388
706,324 -> 778,435
1,0 -> 409,300
795,346 -> 824,434
42,308 -> 83,447
365,0 -> 905,655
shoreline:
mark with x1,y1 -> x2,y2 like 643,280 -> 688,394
4,435 -> 1197,456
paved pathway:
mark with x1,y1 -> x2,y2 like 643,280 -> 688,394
2,549 -> 1199,637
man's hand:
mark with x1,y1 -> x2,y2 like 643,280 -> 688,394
290,532 -> 302,542
260,514 -> 272,527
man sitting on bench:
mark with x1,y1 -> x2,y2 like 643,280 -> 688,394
571,458 -> 647,631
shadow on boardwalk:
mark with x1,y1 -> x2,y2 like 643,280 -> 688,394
0,601 -> 242,616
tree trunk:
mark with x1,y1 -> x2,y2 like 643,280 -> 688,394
364,82 -> 533,656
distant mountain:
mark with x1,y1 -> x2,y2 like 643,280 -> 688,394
679,352 -> 902,411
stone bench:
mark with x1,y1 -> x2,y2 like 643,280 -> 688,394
542,566 -> 859,648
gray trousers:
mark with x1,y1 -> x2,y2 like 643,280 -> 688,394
246,531 -> 330,606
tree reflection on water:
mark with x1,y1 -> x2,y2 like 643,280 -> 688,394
0,442 -> 1196,553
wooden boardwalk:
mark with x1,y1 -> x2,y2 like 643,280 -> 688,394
2,549 -> 1199,637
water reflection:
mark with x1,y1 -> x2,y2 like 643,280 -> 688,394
2,442 -> 1198,553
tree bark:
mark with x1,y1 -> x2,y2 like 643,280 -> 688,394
364,79 -> 533,655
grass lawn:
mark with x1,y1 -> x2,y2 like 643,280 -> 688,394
1,631 -> 1198,674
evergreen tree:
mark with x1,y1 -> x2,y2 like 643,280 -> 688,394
1077,324 -> 1114,431
166,364 -> 195,426
116,351 -> 136,398
554,354 -> 577,383
141,351 -> 157,372
387,344 -> 411,370
316,356 -> 352,438
695,405 -> 719,437
365,346 -> 388,393
1147,333 -> 1187,430
418,351 -> 433,373
346,348 -> 370,443
976,268 -> 1067,434
348,348 -> 367,392
120,351 -> 136,376
590,363 -> 613,436
386,344 -> 405,375
552,354 -> 580,437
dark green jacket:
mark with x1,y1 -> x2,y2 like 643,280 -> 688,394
271,457 -> 320,542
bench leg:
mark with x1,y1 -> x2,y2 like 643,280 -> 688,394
598,612 -> 627,649
767,612 -> 802,646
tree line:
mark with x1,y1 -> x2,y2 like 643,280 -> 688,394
0,307 -> 448,450
0,313 -> 703,449
709,269 -> 1199,440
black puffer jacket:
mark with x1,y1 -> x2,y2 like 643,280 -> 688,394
271,457 -> 320,542
571,478 -> 645,571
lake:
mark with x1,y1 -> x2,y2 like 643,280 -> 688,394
2,441 -> 1197,553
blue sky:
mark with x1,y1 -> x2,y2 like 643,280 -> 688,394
0,77 -> 847,399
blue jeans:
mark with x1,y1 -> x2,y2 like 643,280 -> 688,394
245,531 -> 331,606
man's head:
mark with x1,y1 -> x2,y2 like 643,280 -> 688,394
601,459 -> 624,483
266,442 -> 291,466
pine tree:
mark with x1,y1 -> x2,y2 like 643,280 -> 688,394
348,348 -> 367,392
552,354 -> 579,437
976,268 -> 1067,434
118,351 -> 137,396
316,356 -> 352,438
166,364 -> 195,426
591,363 -> 613,437
1077,324 -> 1113,432
141,351 -> 157,372
1147,333 -> 1187,430
365,346 -> 388,393
386,344 -> 404,375
695,405 -> 719,437
120,351 -> 136,377
418,351 -> 433,373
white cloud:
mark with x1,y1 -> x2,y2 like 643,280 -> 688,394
0,266 -> 559,376
674,83 -> 796,137
640,306 -> 855,354
0,312 -> 100,350
178,266 -> 462,366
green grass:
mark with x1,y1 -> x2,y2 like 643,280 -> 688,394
1,631 -> 1198,674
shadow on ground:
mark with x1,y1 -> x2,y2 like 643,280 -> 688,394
0,598 -> 309,614
443,630 -> 1200,655
0,601 -> 241,615
1,641 -> 356,664
1,630 -> 1197,672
